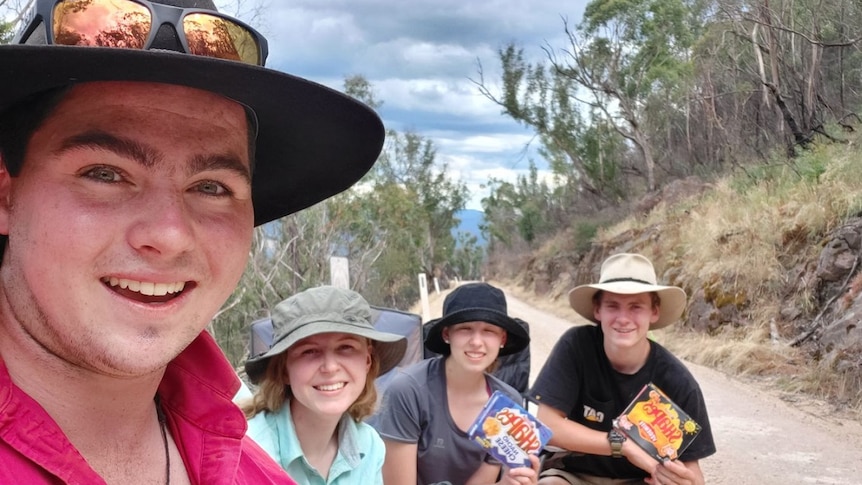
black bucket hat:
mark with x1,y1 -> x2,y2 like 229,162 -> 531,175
1,0 -> 384,226
424,283 -> 529,357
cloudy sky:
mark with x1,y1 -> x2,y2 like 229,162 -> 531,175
247,0 -> 589,209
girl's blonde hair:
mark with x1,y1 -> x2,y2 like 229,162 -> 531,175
241,338 -> 382,422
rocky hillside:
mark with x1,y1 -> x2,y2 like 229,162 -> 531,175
510,143 -> 862,410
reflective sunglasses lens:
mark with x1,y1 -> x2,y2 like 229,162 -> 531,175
183,13 -> 260,65
53,0 -> 152,48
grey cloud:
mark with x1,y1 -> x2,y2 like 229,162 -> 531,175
251,0 -> 588,205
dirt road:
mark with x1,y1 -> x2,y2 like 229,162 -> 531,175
423,285 -> 862,484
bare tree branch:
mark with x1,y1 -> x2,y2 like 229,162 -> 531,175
740,13 -> 862,48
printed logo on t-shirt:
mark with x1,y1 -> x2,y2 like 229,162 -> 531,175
433,438 -> 446,448
583,405 -> 605,423
430,482 -> 453,485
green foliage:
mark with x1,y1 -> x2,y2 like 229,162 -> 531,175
577,119 -> 625,199
1,20 -> 13,44
517,203 -> 542,244
343,74 -> 382,110
210,76 -> 469,367
482,0 -> 702,213
574,221 -> 600,252
796,153 -> 828,185
730,145 -> 831,196
480,179 -> 518,248
450,232 -> 484,280
493,44 -> 617,199
370,129 -> 468,280
482,162 -> 558,249
581,0 -> 697,85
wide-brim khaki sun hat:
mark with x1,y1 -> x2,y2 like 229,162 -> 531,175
245,286 -> 407,384
568,253 -> 687,330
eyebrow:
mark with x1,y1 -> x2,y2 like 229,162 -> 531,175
189,153 -> 252,186
58,130 -> 252,184
60,131 -> 157,167
295,334 -> 365,347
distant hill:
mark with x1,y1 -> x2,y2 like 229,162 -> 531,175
453,209 -> 486,247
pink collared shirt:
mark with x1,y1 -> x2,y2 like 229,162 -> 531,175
0,332 -> 296,485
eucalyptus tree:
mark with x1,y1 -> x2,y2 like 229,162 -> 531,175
476,46 -> 615,206
478,0 -> 701,198
481,178 -> 520,250
450,231 -> 483,281
211,73 -> 470,365
0,21 -> 11,44
1,0 -> 28,44
572,0 -> 703,189
369,130 -> 469,298
706,0 -> 862,154
481,162 -> 555,249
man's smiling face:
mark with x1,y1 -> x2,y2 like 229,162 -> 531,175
0,81 -> 254,377
595,291 -> 659,350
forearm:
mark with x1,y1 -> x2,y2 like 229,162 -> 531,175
382,439 -> 418,485
539,405 -> 656,474
538,406 -> 613,456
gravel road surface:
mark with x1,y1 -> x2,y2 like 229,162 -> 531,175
422,285 -> 862,484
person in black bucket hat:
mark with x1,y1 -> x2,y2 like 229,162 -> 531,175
424,282 -> 530,357
0,1 -> 383,483
371,282 -> 539,485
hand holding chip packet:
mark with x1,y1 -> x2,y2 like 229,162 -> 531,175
468,391 -> 553,468
615,383 -> 702,462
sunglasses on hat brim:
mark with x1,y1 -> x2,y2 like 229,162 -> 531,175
14,0 -> 268,66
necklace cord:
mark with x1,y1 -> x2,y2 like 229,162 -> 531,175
155,396 -> 170,485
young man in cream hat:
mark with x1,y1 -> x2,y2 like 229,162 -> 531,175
0,0 -> 383,483
530,254 -> 715,485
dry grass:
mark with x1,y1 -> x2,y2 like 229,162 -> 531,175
655,326 -> 798,376
644,138 -> 861,411
518,131 -> 862,415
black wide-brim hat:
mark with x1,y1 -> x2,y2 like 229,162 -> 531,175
1,33 -> 383,227
424,283 -> 529,357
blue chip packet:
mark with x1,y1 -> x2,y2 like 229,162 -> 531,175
467,390 -> 553,468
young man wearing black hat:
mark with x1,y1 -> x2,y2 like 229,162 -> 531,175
0,1 -> 383,483
530,254 -> 715,485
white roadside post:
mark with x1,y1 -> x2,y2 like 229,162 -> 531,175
330,256 -> 350,289
418,273 -> 431,322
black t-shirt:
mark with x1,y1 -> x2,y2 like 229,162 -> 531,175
529,325 -> 716,479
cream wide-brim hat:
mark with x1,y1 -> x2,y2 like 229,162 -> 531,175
568,253 -> 687,330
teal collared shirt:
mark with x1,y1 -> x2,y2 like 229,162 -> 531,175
246,402 -> 384,485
